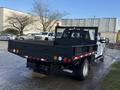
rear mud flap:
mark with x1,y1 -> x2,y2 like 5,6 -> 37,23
27,62 -> 50,74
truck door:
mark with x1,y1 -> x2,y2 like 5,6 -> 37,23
95,36 -> 106,58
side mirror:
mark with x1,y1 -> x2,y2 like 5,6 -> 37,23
99,39 -> 106,43
99,38 -> 109,44
105,38 -> 109,45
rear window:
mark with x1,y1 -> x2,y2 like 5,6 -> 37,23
56,27 -> 96,40
83,30 -> 90,40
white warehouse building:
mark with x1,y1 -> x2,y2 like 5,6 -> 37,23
0,7 -> 42,34
61,18 -> 119,43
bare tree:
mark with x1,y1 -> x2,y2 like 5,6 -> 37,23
32,0 -> 65,32
6,13 -> 35,35
4,28 -> 19,35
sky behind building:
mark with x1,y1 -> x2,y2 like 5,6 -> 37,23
0,0 -> 120,19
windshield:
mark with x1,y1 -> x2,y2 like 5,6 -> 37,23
0,34 -> 11,36
31,33 -> 41,36
41,32 -> 48,35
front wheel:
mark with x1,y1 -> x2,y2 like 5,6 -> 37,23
20,38 -> 24,40
73,59 -> 89,80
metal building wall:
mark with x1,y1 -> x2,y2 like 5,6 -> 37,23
61,18 -> 118,32
61,18 -> 118,43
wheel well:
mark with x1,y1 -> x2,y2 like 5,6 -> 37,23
45,37 -> 48,40
73,57 -> 89,80
76,55 -> 95,65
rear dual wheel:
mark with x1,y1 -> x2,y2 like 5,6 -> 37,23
73,58 -> 89,80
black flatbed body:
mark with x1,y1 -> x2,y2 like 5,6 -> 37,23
8,26 -> 98,63
8,42 -> 97,63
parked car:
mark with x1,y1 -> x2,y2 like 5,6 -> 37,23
34,32 -> 54,41
15,34 -> 34,40
0,34 -> 15,40
31,33 -> 41,37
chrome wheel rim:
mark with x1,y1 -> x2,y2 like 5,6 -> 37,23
83,60 -> 89,77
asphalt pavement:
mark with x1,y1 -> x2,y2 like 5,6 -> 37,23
0,41 -> 120,90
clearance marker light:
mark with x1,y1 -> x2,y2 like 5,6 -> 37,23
13,49 -> 16,53
24,56 -> 28,59
41,58 -> 45,61
54,56 -> 57,60
58,56 -> 62,61
74,56 -> 80,60
16,49 -> 19,53
80,55 -> 83,58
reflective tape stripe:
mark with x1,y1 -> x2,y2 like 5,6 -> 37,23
74,52 -> 95,60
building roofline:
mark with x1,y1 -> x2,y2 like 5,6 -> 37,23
62,17 -> 118,20
0,7 -> 32,15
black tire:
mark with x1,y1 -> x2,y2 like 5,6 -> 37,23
73,58 -> 89,80
45,37 -> 48,40
15,38 -> 18,40
20,38 -> 24,40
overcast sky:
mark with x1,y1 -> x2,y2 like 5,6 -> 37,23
0,0 -> 120,19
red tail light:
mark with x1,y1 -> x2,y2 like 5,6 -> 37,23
68,59 -> 71,62
63,58 -> 68,62
63,58 -> 71,63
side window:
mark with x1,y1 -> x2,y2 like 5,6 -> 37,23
48,33 -> 53,36
83,29 -> 90,40
89,30 -> 95,40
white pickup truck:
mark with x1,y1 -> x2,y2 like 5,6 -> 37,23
34,32 -> 54,41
